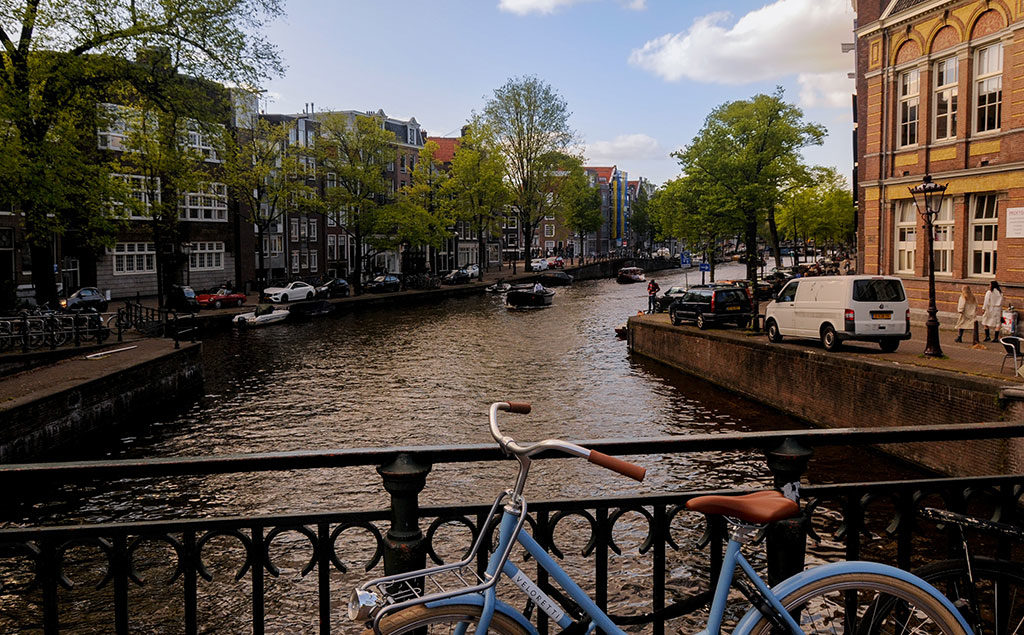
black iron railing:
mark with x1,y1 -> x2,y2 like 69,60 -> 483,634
0,311 -> 114,353
115,301 -> 197,349
0,423 -> 1022,634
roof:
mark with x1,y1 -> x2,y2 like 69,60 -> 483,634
427,136 -> 459,163
586,166 -> 615,183
887,0 -> 929,15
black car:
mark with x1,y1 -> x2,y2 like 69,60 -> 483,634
668,285 -> 753,329
442,269 -> 471,285
654,285 -> 688,312
365,274 -> 401,293
60,287 -> 108,312
535,271 -> 573,287
166,285 -> 200,312
316,278 -> 350,298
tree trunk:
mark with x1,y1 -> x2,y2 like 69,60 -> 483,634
767,207 -> 783,270
256,224 -> 267,293
744,219 -> 759,284
28,240 -> 58,309
477,224 -> 486,283
352,229 -> 364,295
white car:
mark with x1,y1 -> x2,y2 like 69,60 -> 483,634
263,281 -> 316,303
530,258 -> 549,271
464,264 -> 480,279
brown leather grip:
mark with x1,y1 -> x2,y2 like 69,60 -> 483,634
503,402 -> 532,414
588,450 -> 646,482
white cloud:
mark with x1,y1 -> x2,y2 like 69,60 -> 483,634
497,0 -> 643,14
586,133 -> 662,164
628,0 -> 853,84
624,0 -> 646,9
798,72 -> 853,109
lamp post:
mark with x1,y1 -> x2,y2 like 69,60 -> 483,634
908,174 -> 948,358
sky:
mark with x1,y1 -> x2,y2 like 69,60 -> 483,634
261,0 -> 858,188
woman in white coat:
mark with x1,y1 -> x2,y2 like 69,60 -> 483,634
981,280 -> 1003,341
953,285 -> 977,343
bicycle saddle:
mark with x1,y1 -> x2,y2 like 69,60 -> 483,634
686,490 -> 799,524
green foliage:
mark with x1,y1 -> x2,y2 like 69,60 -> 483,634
386,141 -> 451,251
776,166 -> 855,246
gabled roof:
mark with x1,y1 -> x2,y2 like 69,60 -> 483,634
426,136 -> 459,163
883,0 -> 929,18
585,166 -> 615,183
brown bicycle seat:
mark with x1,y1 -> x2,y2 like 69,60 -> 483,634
686,490 -> 799,524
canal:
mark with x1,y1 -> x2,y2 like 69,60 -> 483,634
3,262 -> 929,633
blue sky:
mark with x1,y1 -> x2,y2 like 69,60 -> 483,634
262,0 -> 857,187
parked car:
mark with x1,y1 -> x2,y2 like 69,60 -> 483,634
60,287 -> 108,313
654,286 -> 688,312
366,274 -> 401,293
316,278 -> 350,298
263,281 -> 316,303
197,287 -> 246,309
547,256 -> 565,269
536,271 -> 573,286
668,285 -> 753,329
764,275 -> 910,352
721,279 -> 777,303
529,258 -> 549,271
464,264 -> 480,279
166,285 -> 200,312
442,269 -> 471,285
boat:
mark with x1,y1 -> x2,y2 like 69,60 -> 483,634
287,300 -> 334,320
505,284 -> 555,309
617,267 -> 646,284
614,324 -> 628,338
486,282 -> 511,293
233,305 -> 290,328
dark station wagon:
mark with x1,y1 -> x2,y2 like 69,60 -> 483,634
668,285 -> 753,329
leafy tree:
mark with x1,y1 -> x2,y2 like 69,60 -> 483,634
315,112 -> 395,295
387,140 -> 452,280
441,122 -> 509,282
673,88 -> 825,282
651,173 -> 737,281
776,166 -> 854,261
220,115 -> 315,290
630,183 -> 655,255
0,0 -> 283,306
482,76 -> 578,270
561,166 -> 601,265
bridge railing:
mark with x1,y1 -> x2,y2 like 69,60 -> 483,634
0,422 -> 1021,635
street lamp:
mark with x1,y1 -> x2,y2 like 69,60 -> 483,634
908,174 -> 948,358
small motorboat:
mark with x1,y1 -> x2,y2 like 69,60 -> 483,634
287,300 -> 334,320
617,267 -> 646,284
486,282 -> 511,293
614,324 -> 628,339
506,284 -> 555,309
233,304 -> 290,328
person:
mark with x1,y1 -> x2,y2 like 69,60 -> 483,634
981,280 -> 1003,342
647,278 -> 660,314
533,282 -> 544,293
953,285 -> 977,343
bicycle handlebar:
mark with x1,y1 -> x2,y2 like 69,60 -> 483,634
490,402 -> 646,482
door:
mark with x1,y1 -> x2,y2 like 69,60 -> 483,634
771,280 -> 799,335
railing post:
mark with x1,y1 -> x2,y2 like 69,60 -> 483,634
20,315 -> 28,353
764,437 -> 812,585
376,454 -> 432,575
173,313 -> 180,349
73,314 -> 81,347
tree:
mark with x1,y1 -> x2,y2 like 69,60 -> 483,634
776,166 -> 855,261
316,112 -> 395,295
630,183 -> 655,255
221,115 -> 315,290
652,174 -> 738,281
673,88 -> 825,282
442,122 -> 509,282
482,76 -> 578,271
387,140 -> 452,281
561,167 -> 601,265
0,0 -> 283,306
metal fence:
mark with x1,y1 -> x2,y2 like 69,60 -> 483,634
0,422 -> 1021,634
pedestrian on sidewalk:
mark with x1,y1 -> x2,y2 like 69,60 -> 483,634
647,278 -> 660,314
953,285 -> 977,343
981,280 -> 1004,342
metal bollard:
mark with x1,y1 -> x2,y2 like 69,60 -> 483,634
377,454 -> 432,576
764,437 -> 813,585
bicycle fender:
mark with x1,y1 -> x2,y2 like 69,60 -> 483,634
425,594 -> 539,634
731,560 -> 971,635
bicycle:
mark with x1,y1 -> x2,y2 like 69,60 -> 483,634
917,507 -> 1024,635
348,401 -> 971,634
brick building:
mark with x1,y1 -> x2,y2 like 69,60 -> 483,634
855,0 -> 1024,314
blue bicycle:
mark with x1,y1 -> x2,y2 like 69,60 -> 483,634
349,402 -> 971,634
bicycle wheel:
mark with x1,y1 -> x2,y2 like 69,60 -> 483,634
369,604 -> 529,634
915,558 -> 1024,635
746,571 -> 969,634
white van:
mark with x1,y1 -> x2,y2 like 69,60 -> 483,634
763,275 -> 910,352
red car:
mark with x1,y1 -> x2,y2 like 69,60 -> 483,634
197,287 -> 247,309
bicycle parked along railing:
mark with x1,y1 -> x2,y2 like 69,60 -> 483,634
348,402 -> 972,634
0,308 -> 110,353
917,507 -> 1024,635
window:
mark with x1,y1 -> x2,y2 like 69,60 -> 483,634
111,242 -> 156,275
262,235 -> 283,256
308,219 -> 317,240
178,182 -> 228,221
933,198 -> 954,275
970,194 -> 998,276
894,200 -> 917,274
853,280 -> 906,302
112,174 -> 160,219
544,224 -> 555,237
327,234 -> 336,260
898,69 -> 919,147
934,58 -> 958,140
544,240 -> 555,251
327,212 -> 336,227
290,218 -> 299,241
310,251 -> 318,272
544,214 -> 555,220
506,217 -> 518,229
291,251 -> 299,272
387,161 -> 395,172
97,103 -> 130,151
299,217 -> 308,239
327,172 -> 336,189
975,44 -> 1002,133
184,124 -> 222,162
777,281 -> 799,303
301,250 -> 309,269
188,242 -> 224,271
400,155 -> 406,173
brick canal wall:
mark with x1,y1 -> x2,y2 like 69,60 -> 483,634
627,318 -> 1024,477
0,343 -> 203,462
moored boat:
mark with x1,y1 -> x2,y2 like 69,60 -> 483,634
287,300 -> 334,319
616,267 -> 645,284
233,305 -> 290,328
614,324 -> 628,338
486,282 -> 511,293
505,284 -> 555,309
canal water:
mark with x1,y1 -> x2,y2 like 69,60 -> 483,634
4,262 -> 926,633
